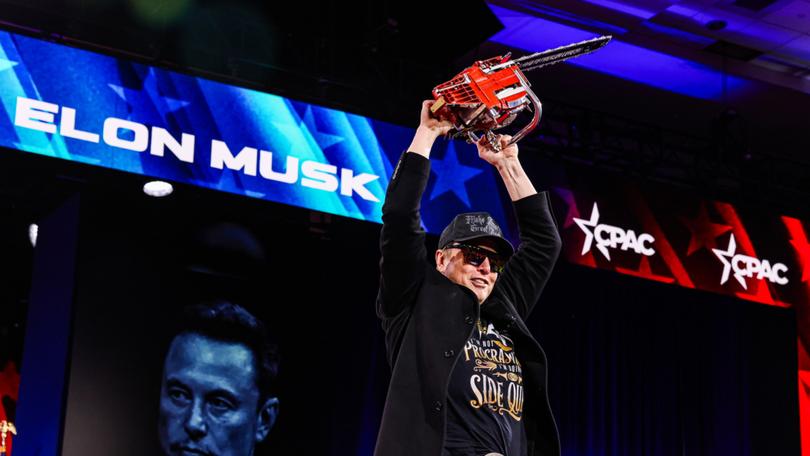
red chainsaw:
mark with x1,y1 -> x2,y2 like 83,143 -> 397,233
430,35 -> 611,150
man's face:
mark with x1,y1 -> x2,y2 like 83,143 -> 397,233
436,238 -> 501,303
158,333 -> 276,456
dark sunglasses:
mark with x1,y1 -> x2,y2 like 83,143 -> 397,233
445,243 -> 507,274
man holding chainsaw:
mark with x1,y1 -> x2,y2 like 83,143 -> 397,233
374,100 -> 562,456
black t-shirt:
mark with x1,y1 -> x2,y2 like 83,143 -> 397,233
443,318 -> 525,456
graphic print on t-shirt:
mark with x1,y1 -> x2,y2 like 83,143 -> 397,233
462,320 -> 523,421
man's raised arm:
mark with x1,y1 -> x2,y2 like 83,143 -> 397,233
376,101 -> 453,319
477,134 -> 562,319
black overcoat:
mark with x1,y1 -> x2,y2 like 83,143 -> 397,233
374,152 -> 562,456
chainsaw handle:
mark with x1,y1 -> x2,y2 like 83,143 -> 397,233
508,70 -> 542,146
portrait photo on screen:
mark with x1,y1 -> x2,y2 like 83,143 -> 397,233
54,186 -> 388,456
156,301 -> 280,456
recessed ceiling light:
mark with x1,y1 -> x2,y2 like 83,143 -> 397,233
143,180 -> 173,197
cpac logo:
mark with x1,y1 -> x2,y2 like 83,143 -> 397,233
573,202 -> 655,260
711,234 -> 788,289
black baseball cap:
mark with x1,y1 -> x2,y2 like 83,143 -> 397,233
438,212 -> 514,257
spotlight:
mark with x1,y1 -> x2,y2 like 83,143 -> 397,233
29,223 -> 38,247
143,180 -> 173,197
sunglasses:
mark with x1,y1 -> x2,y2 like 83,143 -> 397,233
445,243 -> 507,274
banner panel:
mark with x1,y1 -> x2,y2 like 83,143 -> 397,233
0,30 -> 508,232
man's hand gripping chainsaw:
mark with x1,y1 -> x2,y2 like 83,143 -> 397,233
430,35 -> 611,151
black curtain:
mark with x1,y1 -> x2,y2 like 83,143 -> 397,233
533,262 -> 799,456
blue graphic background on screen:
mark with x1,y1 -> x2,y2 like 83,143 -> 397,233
0,30 -> 509,234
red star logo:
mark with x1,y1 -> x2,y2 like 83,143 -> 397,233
789,238 -> 810,284
782,216 -> 810,284
680,203 -> 732,256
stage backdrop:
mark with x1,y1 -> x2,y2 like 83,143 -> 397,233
0,29 -> 508,231
0,27 -> 805,455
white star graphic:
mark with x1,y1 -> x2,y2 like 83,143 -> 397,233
573,202 -> 610,260
712,234 -> 747,289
